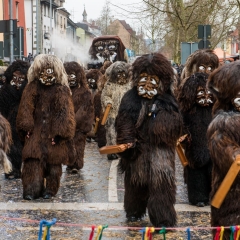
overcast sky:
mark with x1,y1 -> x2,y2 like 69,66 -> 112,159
64,0 -> 141,24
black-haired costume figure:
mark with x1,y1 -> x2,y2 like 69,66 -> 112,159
207,61 -> 240,239
0,60 -> 30,179
85,69 -> 104,143
177,72 -> 214,207
16,54 -> 76,200
64,61 -> 94,173
115,53 -> 183,227
101,61 -> 131,160
88,35 -> 128,69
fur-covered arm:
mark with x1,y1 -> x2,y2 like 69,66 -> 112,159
101,82 -> 113,113
207,111 -> 240,173
75,90 -> 94,134
50,85 -> 76,140
115,91 -> 138,159
16,82 -> 37,140
150,95 -> 183,146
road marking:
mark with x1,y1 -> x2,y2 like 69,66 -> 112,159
108,159 -> 119,202
0,202 -> 210,212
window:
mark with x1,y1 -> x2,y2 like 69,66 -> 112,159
16,2 -> 19,21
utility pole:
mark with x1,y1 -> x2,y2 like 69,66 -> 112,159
36,0 -> 41,55
50,0 -> 52,54
9,0 -> 14,63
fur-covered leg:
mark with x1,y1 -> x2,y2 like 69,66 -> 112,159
22,158 -> 44,200
186,163 -> 211,206
74,132 -> 87,170
96,124 -> 106,148
124,170 -> 148,221
148,177 -> 177,227
44,164 -> 62,198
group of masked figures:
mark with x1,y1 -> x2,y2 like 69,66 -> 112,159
0,35 -> 239,239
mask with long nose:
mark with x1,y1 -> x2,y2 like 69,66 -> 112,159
137,73 -> 161,99
196,86 -> 214,107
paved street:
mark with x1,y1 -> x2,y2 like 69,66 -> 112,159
0,141 -> 211,239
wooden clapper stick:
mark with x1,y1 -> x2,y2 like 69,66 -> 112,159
94,117 -> 100,134
101,103 -> 112,125
211,155 -> 240,208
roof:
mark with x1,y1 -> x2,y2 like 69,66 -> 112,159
214,47 -> 233,59
118,20 -> 136,35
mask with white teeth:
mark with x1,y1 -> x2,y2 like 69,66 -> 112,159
39,68 -> 56,86
196,86 -> 213,107
137,73 -> 160,99
68,72 -> 77,87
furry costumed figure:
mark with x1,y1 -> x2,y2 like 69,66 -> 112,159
85,69 -> 104,142
16,54 -> 76,200
207,61 -> 240,239
64,61 -> 94,173
88,35 -> 128,69
177,72 -> 214,207
181,49 -> 219,84
115,53 -> 183,227
0,60 -> 30,179
101,61 -> 132,160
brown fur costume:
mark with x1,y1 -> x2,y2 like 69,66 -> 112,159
16,54 -> 76,200
64,61 -> 94,173
101,61 -> 132,160
207,61 -> 240,239
115,53 -> 183,227
0,113 -> 12,174
181,49 -> 219,85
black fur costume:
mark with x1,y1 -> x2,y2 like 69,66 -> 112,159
0,60 -> 30,179
64,61 -> 94,173
115,53 -> 183,227
207,61 -> 240,239
177,72 -> 213,207
85,69 -> 106,145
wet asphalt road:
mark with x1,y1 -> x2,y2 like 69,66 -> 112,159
0,141 -> 211,239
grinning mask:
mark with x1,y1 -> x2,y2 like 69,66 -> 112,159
137,73 -> 161,99
39,68 -> 56,86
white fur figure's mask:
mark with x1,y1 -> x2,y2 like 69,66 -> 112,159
39,68 -> 56,86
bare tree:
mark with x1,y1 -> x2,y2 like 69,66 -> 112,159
95,0 -> 114,35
